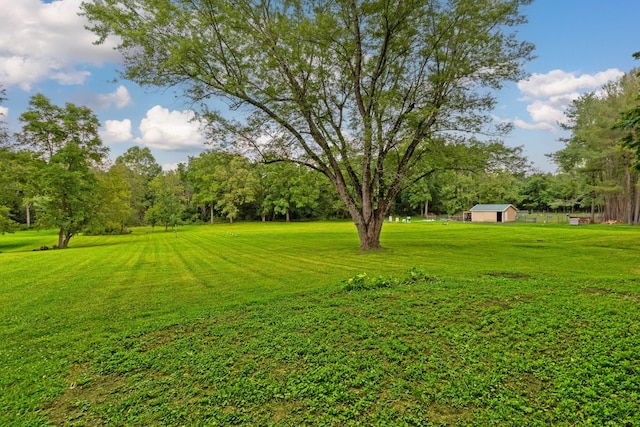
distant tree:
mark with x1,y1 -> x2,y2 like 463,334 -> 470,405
553,70 -> 640,223
0,88 -> 18,231
116,146 -> 162,178
0,86 -> 8,145
546,173 -> 583,213
15,94 -> 108,247
0,148 -> 39,228
82,0 -> 534,250
400,140 -> 528,216
615,52 -> 640,169
175,162 -> 198,222
146,171 -> 185,231
91,163 -> 133,233
475,169 -> 523,205
35,143 -> 100,247
403,174 -> 435,218
0,205 -> 18,234
187,151 -> 223,224
519,173 -> 553,212
260,162 -> 320,222
115,146 -> 162,225
213,155 -> 259,223
187,151 -> 260,224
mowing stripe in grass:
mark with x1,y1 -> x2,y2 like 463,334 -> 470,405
1,221 -> 639,425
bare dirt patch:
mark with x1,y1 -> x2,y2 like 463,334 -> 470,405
46,363 -> 127,426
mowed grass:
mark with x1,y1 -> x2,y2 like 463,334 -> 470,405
1,221 -> 639,426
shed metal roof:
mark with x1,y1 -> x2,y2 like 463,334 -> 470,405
469,204 -> 517,212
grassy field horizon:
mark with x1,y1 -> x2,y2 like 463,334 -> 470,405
2,221 -> 639,425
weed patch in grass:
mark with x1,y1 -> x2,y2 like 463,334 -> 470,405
342,267 -> 436,291
41,274 -> 640,426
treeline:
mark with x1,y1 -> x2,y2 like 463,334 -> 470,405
552,67 -> 640,224
0,133 -> 585,238
2,65 -> 640,245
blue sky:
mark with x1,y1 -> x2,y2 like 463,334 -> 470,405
1,0 -> 639,172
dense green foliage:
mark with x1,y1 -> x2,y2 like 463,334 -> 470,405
1,90 -> 30,231
10,94 -> 109,247
114,146 -> 163,226
1,222 -> 639,425
615,52 -> 640,169
7,86 -> 640,244
554,66 -> 640,224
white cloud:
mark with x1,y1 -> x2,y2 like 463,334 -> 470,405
526,100 -> 566,125
161,162 -> 185,172
0,106 -> 8,118
51,69 -> 92,86
96,86 -> 132,110
0,0 -> 119,90
100,119 -> 133,144
513,118 -> 557,133
518,69 -> 624,99
513,68 -> 625,131
135,106 -> 205,151
70,85 -> 133,111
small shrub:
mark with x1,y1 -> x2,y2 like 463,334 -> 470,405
343,273 -> 369,291
342,268 -> 435,291
402,267 -> 435,284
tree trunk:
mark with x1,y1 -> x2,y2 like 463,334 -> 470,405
353,214 -> 385,250
285,209 -> 290,223
25,203 -> 31,228
58,226 -> 65,248
634,178 -> 640,225
327,160 -> 399,250
210,202 -> 214,224
626,160 -> 633,224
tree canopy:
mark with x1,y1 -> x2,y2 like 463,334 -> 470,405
82,0 -> 534,249
615,52 -> 640,170
15,94 -> 109,247
553,67 -> 640,224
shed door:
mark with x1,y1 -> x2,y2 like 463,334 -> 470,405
496,212 -> 503,222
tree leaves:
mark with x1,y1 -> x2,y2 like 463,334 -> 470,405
14,94 -> 109,247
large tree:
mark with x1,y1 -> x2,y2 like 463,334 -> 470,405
83,0 -> 534,249
16,94 -> 108,247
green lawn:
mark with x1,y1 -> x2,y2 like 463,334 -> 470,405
1,221 -> 639,426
